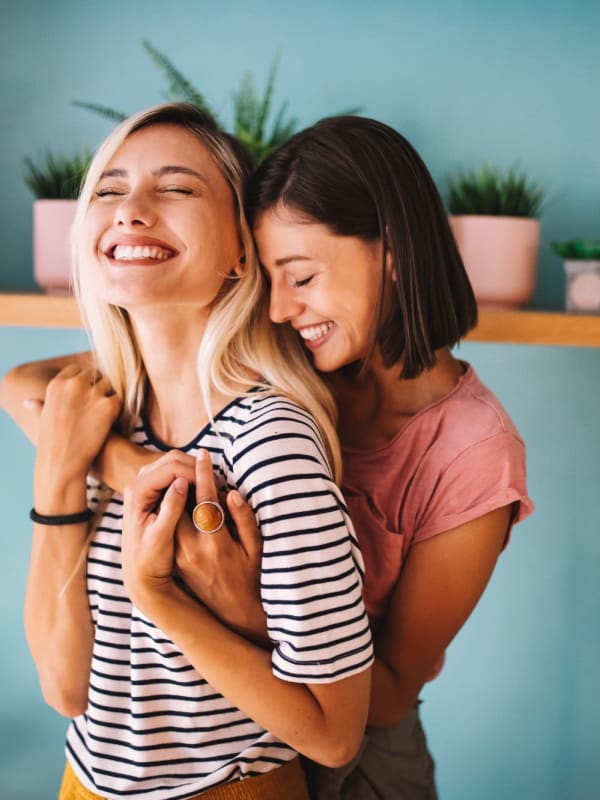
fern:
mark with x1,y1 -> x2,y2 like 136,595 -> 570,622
142,40 -> 218,123
73,41 -> 363,164
72,101 -> 127,123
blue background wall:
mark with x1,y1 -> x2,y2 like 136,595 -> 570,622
1,2 -> 599,798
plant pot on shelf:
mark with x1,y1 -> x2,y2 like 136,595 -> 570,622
33,199 -> 77,295
449,215 -> 540,308
563,261 -> 600,314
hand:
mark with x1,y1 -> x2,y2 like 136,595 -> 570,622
34,364 -> 120,509
121,451 -> 196,613
175,449 -> 268,645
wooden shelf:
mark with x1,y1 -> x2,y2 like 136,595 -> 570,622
1,292 -> 600,347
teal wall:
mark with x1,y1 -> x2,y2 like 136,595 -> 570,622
1,2 -> 599,799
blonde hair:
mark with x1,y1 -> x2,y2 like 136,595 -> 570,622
71,103 -> 342,480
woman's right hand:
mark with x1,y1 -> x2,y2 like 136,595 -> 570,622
34,364 -> 121,509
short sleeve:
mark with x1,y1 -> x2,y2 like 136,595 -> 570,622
414,431 -> 534,544
229,395 -> 374,684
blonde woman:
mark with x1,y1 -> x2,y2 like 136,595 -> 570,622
1,104 -> 372,800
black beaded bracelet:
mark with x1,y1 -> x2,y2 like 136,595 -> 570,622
29,507 -> 93,526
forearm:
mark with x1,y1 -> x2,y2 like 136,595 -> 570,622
92,433 -> 157,492
141,583 -> 369,767
368,656 -> 424,727
26,471 -> 93,717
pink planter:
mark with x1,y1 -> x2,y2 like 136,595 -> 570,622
33,199 -> 77,295
449,215 -> 540,308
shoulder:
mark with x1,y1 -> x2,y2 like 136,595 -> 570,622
214,390 -> 331,477
427,365 -> 525,462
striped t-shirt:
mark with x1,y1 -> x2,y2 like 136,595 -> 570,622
66,391 -> 373,800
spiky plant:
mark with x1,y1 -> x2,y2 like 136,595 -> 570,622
551,240 -> 600,260
24,149 -> 92,199
447,166 -> 545,218
72,42 -> 305,163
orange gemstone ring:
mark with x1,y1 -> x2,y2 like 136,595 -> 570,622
192,500 -> 225,534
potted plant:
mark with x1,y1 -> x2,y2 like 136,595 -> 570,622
551,239 -> 600,314
447,166 -> 545,308
24,149 -> 91,294
73,41 -> 360,164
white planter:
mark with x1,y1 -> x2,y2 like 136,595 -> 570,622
33,199 -> 77,295
564,260 -> 600,314
449,215 -> 540,308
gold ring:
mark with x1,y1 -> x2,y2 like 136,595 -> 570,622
192,500 -> 225,534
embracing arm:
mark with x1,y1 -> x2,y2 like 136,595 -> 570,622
368,505 -> 512,726
25,366 -> 121,717
1,352 -> 156,491
122,454 -> 372,767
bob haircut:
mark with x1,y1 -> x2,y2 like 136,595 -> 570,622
70,102 -> 341,479
246,115 -> 477,379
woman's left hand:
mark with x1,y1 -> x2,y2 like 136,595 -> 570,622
175,450 -> 268,645
121,451 -> 196,613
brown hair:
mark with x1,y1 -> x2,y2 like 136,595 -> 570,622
246,115 -> 477,379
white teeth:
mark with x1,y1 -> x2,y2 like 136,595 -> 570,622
299,322 -> 333,341
112,245 -> 171,261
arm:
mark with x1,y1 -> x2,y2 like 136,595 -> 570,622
1,352 -> 158,491
122,453 -> 372,767
24,365 -> 121,717
368,505 -> 512,726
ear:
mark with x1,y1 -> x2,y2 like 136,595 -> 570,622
230,252 -> 246,278
384,248 -> 397,284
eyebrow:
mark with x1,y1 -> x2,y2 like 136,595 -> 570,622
99,166 -> 209,184
273,255 -> 313,267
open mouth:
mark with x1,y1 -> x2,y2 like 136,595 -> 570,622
108,244 -> 176,262
299,322 -> 334,342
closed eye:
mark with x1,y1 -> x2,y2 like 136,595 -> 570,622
293,275 -> 315,288
95,188 -> 125,198
160,186 -> 195,195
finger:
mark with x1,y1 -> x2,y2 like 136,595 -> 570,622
195,449 -> 219,503
54,363 -> 81,380
154,477 -> 188,532
93,375 -> 116,397
137,452 -> 196,483
131,459 -> 195,512
226,491 -> 262,558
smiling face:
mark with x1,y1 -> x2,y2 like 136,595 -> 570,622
82,123 -> 241,312
254,205 -> 384,372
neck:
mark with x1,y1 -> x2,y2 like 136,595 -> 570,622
130,306 -> 212,447
330,348 -> 465,449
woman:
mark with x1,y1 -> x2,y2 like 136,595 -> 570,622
241,114 -> 533,799
2,104 -> 373,800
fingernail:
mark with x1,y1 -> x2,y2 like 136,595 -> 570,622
172,477 -> 188,495
229,490 -> 243,508
198,449 -> 209,461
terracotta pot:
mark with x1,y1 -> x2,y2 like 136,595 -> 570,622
33,199 -> 77,295
449,215 -> 540,308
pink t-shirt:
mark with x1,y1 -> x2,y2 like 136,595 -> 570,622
341,365 -> 533,630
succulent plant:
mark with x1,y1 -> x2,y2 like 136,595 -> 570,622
447,166 -> 545,218
24,149 -> 92,199
551,239 -> 600,260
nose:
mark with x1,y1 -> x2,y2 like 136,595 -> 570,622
269,281 -> 303,324
113,191 -> 156,228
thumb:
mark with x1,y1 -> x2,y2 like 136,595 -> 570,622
226,490 -> 262,559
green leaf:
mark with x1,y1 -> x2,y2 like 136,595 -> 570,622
142,40 -> 219,123
72,101 -> 128,122
24,148 -> 93,199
